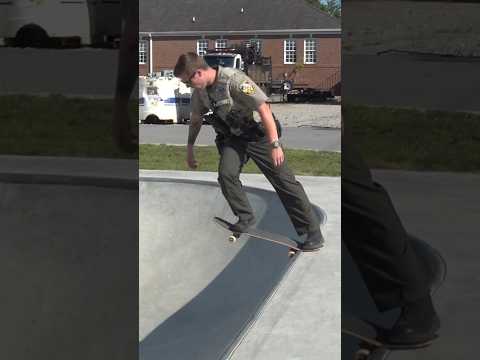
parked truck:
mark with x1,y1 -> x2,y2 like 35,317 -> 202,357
0,0 -> 121,48
203,45 -> 274,96
203,44 -> 336,102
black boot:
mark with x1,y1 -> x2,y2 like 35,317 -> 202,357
384,295 -> 441,345
301,229 -> 325,252
229,216 -> 256,233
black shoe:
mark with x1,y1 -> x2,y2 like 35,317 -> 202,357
301,230 -> 325,252
229,216 -> 256,233
384,295 -> 441,345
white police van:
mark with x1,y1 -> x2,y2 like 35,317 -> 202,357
139,73 -> 192,124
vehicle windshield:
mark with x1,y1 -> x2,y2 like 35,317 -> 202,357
146,87 -> 158,95
204,56 -> 235,68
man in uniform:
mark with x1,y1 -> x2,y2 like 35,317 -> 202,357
173,52 -> 324,251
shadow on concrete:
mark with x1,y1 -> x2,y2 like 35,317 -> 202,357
139,178 -> 326,360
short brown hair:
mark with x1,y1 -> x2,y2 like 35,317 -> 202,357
174,52 -> 209,78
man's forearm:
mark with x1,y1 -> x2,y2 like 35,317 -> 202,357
257,103 -> 278,143
188,115 -> 203,145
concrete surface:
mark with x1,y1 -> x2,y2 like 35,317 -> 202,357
140,170 -> 341,360
342,1 -> 480,114
343,53 -> 480,113
258,103 -> 341,128
0,47 -> 121,98
342,169 -> 480,360
0,158 -> 138,360
372,170 -> 480,360
0,155 -> 137,179
140,124 -> 341,152
343,1 -> 480,56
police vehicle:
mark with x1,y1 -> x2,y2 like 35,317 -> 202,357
139,73 -> 192,124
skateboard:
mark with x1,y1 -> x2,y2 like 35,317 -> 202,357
213,217 -> 301,257
342,316 -> 437,360
343,236 -> 447,359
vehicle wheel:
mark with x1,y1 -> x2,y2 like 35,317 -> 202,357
145,115 -> 159,124
15,24 -> 50,48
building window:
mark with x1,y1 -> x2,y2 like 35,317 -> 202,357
284,39 -> 296,64
304,39 -> 317,64
249,39 -> 262,53
139,40 -> 147,64
215,39 -> 227,49
197,40 -> 209,55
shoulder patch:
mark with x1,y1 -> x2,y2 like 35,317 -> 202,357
239,81 -> 255,95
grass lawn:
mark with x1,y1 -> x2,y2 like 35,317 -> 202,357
343,104 -> 480,172
0,95 -> 137,158
140,144 -> 341,177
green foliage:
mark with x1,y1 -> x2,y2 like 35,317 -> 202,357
305,0 -> 341,18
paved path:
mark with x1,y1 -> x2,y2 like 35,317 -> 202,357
140,124 -> 341,152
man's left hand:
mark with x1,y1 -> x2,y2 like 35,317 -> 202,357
271,147 -> 285,167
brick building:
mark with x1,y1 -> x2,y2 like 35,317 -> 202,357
139,0 -> 341,93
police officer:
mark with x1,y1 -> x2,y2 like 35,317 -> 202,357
174,52 -> 324,251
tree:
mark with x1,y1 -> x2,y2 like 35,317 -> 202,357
305,0 -> 341,18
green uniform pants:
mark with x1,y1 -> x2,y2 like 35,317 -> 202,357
342,125 -> 430,311
216,135 -> 320,236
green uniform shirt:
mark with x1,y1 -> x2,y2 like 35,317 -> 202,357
191,66 -> 268,136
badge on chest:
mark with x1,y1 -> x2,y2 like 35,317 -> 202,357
240,81 -> 255,95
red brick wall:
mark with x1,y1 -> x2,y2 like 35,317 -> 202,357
139,35 -> 341,90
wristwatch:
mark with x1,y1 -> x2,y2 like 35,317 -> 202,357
270,140 -> 281,149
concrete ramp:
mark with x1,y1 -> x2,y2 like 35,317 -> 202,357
139,178 -> 326,360
1,171 -> 138,360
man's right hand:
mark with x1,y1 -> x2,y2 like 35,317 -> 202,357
186,145 -> 198,169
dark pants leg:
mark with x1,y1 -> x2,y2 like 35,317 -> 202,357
217,135 -> 319,236
216,138 -> 254,221
342,126 -> 430,311
247,137 -> 320,235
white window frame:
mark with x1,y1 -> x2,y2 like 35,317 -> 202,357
139,40 -> 147,64
215,39 -> 227,49
197,39 -> 209,55
304,39 -> 317,64
284,39 -> 296,64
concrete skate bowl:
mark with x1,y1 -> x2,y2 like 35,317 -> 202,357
0,172 -> 138,360
139,177 -> 327,360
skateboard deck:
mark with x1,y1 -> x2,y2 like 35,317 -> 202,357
342,316 -> 437,360
213,217 -> 301,256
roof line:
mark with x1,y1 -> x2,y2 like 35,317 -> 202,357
140,29 -> 341,37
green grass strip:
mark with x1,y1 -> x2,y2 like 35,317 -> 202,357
344,104 -> 480,172
140,144 -> 340,177
0,95 -> 137,158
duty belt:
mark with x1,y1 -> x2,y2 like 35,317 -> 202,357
211,99 -> 232,108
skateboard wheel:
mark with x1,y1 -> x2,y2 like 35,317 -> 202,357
228,235 -> 238,243
355,349 -> 370,360
288,249 -> 297,257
